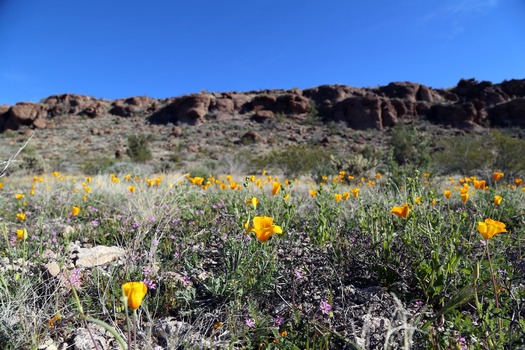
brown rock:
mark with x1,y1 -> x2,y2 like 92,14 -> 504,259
379,82 -> 420,102
250,94 -> 277,112
4,102 -> 44,130
488,98 -> 525,128
275,94 -> 311,114
429,101 -> 486,128
170,126 -> 183,137
331,96 -> 385,130
32,118 -> 47,129
84,101 -> 106,117
241,130 -> 265,144
252,110 -> 275,123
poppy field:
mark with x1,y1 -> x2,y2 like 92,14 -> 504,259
0,166 -> 525,349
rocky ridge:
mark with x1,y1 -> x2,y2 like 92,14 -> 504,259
1,78 -> 525,132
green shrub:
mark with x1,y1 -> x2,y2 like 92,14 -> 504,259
432,129 -> 525,176
254,145 -> 335,178
126,133 -> 153,163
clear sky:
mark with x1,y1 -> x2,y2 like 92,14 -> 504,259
1,0 -> 524,105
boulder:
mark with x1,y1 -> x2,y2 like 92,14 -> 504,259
83,101 -> 106,117
252,110 -> 275,123
379,82 -> 420,102
275,93 -> 311,114
488,98 -> 525,128
331,96 -> 387,130
73,245 -> 126,268
429,101 -> 486,128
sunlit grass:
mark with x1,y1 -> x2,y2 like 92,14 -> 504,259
0,168 -> 524,349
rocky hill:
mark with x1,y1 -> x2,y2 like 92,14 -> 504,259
1,78 -> 524,174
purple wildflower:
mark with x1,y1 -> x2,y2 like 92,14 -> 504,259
274,315 -> 284,326
320,300 -> 332,315
245,319 -> 255,327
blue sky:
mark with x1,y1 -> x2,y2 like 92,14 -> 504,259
1,0 -> 524,105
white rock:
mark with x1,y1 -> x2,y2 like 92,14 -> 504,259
75,246 -> 126,268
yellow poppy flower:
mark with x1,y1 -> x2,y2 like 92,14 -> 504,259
477,218 -> 507,240
493,172 -> 504,181
515,178 -> 523,187
414,197 -> 421,204
444,190 -> 452,199
246,216 -> 283,242
122,282 -> 148,310
272,182 -> 281,196
128,186 -> 136,193
15,193 -> 25,200
17,229 -> 27,241
352,188 -> 360,198
343,192 -> 350,201
71,206 -> 81,217
246,197 -> 258,209
391,204 -> 410,219
16,213 -> 26,221
460,192 -> 469,203
334,193 -> 342,202
309,189 -> 317,198
494,195 -> 503,206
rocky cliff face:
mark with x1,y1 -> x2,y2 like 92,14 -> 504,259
1,78 -> 524,132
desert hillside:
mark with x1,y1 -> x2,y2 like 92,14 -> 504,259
1,78 -> 524,175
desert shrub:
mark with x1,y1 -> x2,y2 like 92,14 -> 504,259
254,145 -> 335,178
81,156 -> 116,175
126,133 -> 153,163
388,124 -> 431,168
330,144 -> 380,177
432,129 -> 525,176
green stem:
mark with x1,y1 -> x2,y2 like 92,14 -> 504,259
485,241 -> 502,332
86,316 -> 127,350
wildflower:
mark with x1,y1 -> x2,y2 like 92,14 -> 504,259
284,193 -> 290,201
272,181 -> 281,196
494,195 -> 503,206
334,193 -> 342,202
294,269 -> 305,280
245,319 -> 255,328
128,185 -> 136,193
15,193 -> 25,200
431,199 -> 437,206
476,218 -> 507,240
189,176 -> 204,185
245,216 -> 282,242
69,268 -> 82,289
16,213 -> 26,221
414,197 -> 421,204
423,173 -> 430,178
122,281 -> 148,310
320,300 -> 332,315
71,206 -> 81,217
493,172 -> 504,181
352,188 -> 360,198
375,173 -> 382,179
274,315 -> 284,325
473,179 -> 486,189
246,197 -> 258,209
17,229 -> 27,240
343,192 -> 350,201
460,192 -> 469,203
391,204 -> 410,219
515,178 -> 523,187
444,189 -> 452,199
309,189 -> 317,198
143,279 -> 157,290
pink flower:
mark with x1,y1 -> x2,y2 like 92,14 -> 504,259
320,300 -> 332,315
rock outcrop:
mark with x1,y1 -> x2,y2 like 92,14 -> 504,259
2,78 -> 525,132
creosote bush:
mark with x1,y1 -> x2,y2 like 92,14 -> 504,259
126,133 -> 154,163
